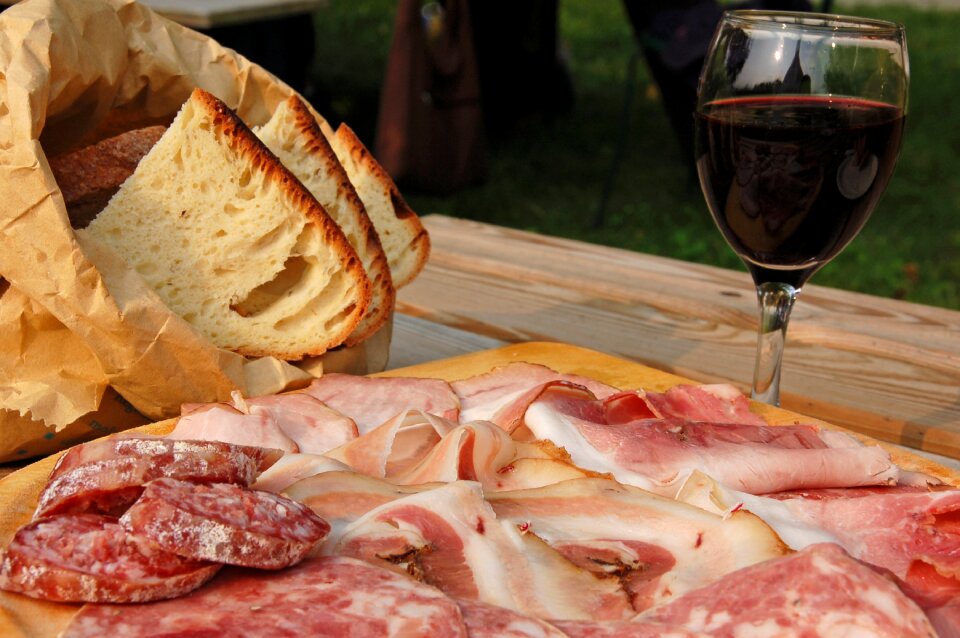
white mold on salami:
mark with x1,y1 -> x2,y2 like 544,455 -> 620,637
0,514 -> 220,603
120,478 -> 331,569
35,438 -> 283,518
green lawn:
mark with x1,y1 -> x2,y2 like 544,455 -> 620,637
311,2 -> 960,309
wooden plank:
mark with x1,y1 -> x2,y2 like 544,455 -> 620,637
390,314 -> 508,370
398,215 -> 960,458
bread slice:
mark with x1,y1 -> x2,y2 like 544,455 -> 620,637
82,89 -> 370,360
254,96 -> 394,346
49,126 -> 166,229
321,122 -> 430,288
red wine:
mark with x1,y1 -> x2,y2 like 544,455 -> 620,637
695,96 -> 904,288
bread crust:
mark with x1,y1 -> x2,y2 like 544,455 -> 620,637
279,96 -> 395,345
331,124 -> 431,289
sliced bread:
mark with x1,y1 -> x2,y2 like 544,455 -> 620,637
82,89 -> 370,360
321,122 -> 430,288
255,95 -> 394,346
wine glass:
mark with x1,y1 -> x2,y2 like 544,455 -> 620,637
694,11 -> 908,406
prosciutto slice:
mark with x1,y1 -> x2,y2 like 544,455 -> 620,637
759,487 -> 960,605
303,374 -> 460,434
61,556 -> 469,638
451,362 -> 618,429
329,481 -> 633,621
487,478 -> 786,612
637,543 -> 937,638
325,410 -> 457,478
523,388 -> 899,494
640,384 -> 766,425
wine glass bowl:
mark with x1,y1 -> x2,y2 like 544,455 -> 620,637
694,11 -> 908,405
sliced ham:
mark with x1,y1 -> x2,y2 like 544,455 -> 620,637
523,390 -> 899,494
60,556 -> 469,638
168,402 -> 298,453
452,362 -> 618,428
303,374 -> 460,434
245,391 -> 359,454
329,481 -> 633,621
35,438 -> 283,518
487,477 -> 786,612
637,543 -> 937,638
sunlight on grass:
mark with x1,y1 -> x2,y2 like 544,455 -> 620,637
311,2 -> 959,309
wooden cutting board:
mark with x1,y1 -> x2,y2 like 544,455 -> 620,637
1,342 -> 957,637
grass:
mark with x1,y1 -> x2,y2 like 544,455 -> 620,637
310,2 -> 960,309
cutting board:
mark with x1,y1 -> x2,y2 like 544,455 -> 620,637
1,342 -> 957,637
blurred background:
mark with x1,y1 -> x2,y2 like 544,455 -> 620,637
237,0 -> 960,309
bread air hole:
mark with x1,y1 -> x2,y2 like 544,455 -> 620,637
230,256 -> 309,318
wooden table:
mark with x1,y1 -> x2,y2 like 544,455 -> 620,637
2,214 -> 958,479
391,215 -> 960,463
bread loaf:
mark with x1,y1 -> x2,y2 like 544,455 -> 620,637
255,96 -> 394,346
48,126 -> 166,229
81,89 -> 370,360
323,123 -> 430,289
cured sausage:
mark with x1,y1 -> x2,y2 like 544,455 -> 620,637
120,478 -> 330,569
35,438 -> 283,518
0,514 -> 220,603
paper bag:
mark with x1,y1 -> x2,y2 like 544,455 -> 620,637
0,0 -> 389,462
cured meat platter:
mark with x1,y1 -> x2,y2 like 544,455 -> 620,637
0,342 -> 957,637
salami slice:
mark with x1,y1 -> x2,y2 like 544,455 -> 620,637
35,438 -> 283,518
120,478 -> 330,569
0,514 -> 220,603
62,556 -> 468,638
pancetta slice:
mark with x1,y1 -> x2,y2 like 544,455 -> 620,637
637,543 -> 937,638
61,556 -> 469,638
303,374 -> 460,434
329,481 -> 633,621
283,471 -> 435,538
523,389 -> 899,494
252,453 -> 352,493
451,362 -> 618,428
487,478 -> 786,612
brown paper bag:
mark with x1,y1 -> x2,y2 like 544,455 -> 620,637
0,0 -> 388,462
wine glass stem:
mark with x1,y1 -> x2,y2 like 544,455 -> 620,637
751,281 -> 800,407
